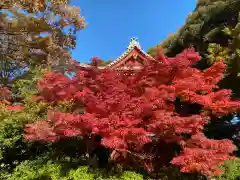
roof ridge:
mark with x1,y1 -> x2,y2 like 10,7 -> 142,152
106,37 -> 154,68
78,38 -> 155,69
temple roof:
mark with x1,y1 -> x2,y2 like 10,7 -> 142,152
79,37 -> 155,69
105,37 -> 155,68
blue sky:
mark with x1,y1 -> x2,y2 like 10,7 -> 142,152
71,0 -> 197,63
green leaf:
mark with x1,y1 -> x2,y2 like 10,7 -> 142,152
222,27 -> 232,36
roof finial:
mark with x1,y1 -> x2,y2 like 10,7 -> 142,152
128,37 -> 141,50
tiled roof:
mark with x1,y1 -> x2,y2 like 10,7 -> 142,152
78,37 -> 155,69
105,37 -> 155,68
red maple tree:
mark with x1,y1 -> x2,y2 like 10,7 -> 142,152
24,49 -> 240,178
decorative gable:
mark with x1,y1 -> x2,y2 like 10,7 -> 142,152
106,37 -> 156,70
78,37 -> 156,71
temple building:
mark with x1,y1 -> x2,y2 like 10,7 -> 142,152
79,37 -> 157,71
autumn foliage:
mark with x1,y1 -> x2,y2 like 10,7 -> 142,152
0,85 -> 24,111
24,49 -> 240,178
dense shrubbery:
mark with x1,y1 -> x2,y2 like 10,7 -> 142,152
215,159 -> 240,180
8,159 -> 146,180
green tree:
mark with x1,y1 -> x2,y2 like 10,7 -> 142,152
204,15 -> 240,98
148,0 -> 240,58
0,0 -> 86,85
